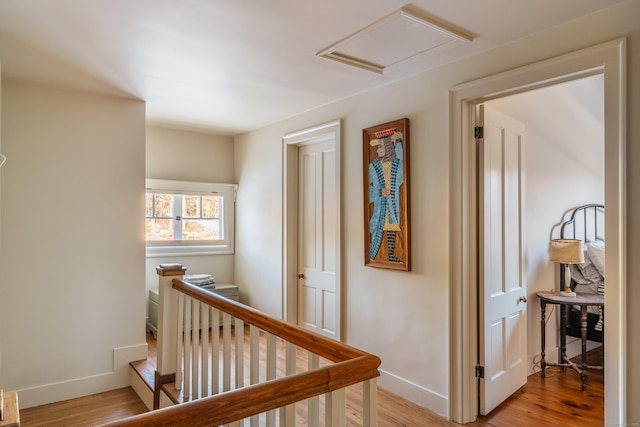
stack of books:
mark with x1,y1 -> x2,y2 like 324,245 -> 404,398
184,274 -> 215,286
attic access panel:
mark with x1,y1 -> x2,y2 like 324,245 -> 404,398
317,6 -> 474,74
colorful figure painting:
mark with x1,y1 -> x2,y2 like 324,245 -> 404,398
363,119 -> 411,271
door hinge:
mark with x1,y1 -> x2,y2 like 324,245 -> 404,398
474,126 -> 484,139
475,364 -> 485,379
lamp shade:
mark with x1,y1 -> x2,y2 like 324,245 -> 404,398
550,239 -> 584,264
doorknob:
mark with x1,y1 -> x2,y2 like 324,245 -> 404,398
518,296 -> 528,304
298,273 -> 305,279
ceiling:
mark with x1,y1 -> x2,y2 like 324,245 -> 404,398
0,0 -> 625,135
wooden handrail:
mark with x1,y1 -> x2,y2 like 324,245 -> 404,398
104,355 -> 379,426
102,279 -> 381,426
173,279 -> 373,362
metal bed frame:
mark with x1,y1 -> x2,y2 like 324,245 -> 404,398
559,203 -> 604,343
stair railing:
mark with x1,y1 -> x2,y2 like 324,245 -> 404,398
104,265 -> 380,426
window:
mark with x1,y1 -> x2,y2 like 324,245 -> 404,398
145,179 -> 236,257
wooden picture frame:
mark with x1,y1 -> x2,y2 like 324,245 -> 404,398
362,118 -> 411,271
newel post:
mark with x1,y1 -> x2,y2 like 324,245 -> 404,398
155,264 -> 186,379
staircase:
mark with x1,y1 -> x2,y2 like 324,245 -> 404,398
115,265 -> 381,426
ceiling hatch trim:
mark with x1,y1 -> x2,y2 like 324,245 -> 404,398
317,6 -> 475,74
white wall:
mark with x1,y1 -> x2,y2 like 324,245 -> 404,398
235,59 -> 453,415
234,2 -> 639,420
146,125 -> 234,183
488,75 -> 604,372
144,125 -> 235,294
0,79 -> 147,408
233,125 -> 289,316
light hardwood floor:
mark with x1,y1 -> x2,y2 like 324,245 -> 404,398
19,387 -> 148,427
20,333 -> 603,427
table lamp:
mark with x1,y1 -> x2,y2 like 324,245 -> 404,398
550,238 -> 584,297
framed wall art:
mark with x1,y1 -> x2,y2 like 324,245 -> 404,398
362,118 -> 411,271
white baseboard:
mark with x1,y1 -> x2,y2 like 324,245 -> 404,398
378,368 -> 448,419
17,342 -> 148,409
565,336 -> 601,359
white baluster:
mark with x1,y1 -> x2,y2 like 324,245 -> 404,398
183,296 -> 192,399
201,303 -> 210,397
175,292 -> 184,390
363,378 -> 378,426
326,389 -> 346,427
249,326 -> 260,427
235,319 -> 245,389
308,353 -> 320,427
266,333 -> 277,427
191,299 -> 200,399
211,307 -> 220,395
223,312 -> 232,391
281,341 -> 297,426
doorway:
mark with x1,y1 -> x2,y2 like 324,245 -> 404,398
487,74 -> 605,363
282,120 -> 342,341
477,74 -> 605,415
449,39 -> 626,424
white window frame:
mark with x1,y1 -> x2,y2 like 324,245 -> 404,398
145,179 -> 237,257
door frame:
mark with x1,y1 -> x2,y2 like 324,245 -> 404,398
282,120 -> 342,340
449,39 -> 626,424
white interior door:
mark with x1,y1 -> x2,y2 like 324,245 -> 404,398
297,140 -> 338,340
478,104 -> 528,415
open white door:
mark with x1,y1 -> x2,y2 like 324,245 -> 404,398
478,104 -> 528,414
297,140 -> 339,340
